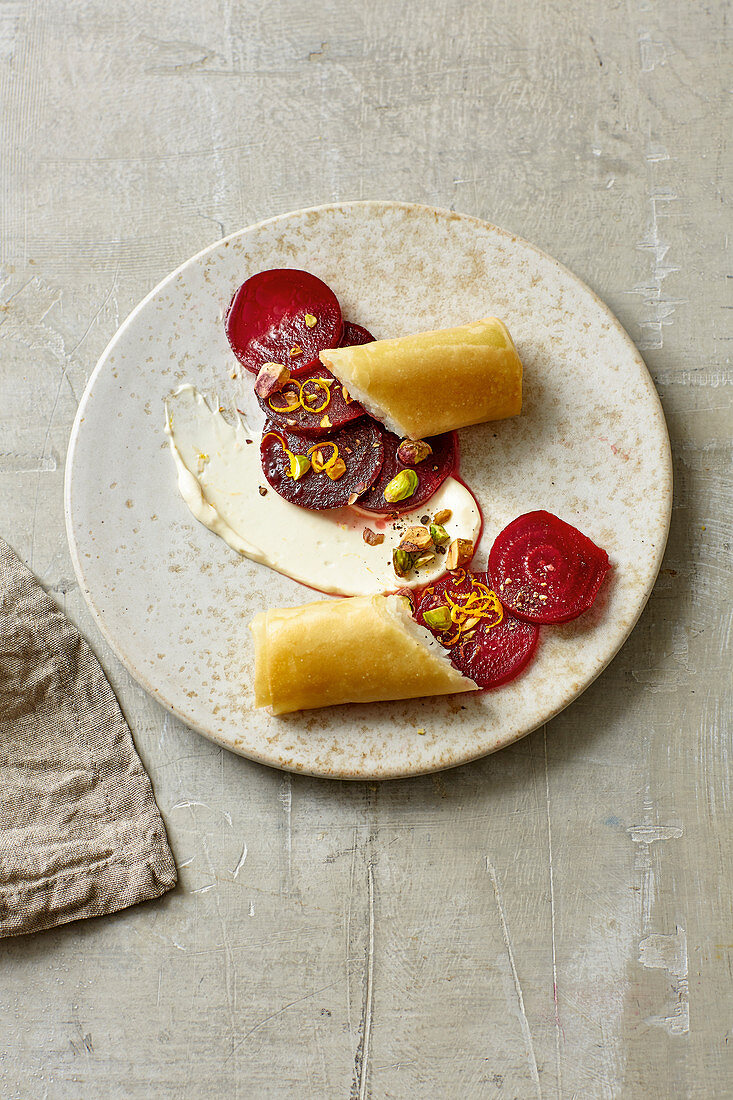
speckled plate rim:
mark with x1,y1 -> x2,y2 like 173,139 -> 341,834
65,200 -> 673,780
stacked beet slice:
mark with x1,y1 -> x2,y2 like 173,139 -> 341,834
226,269 -> 343,375
355,430 -> 459,515
260,420 -> 384,510
414,570 -> 539,688
488,510 -> 610,624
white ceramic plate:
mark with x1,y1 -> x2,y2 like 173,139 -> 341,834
65,202 -> 672,779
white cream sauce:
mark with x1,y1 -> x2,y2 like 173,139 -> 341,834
165,385 -> 482,597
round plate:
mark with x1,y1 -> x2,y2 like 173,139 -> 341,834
65,202 -> 672,779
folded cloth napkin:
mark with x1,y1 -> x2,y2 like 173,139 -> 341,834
0,538 -> 177,938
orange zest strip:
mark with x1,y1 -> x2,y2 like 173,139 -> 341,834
429,574 -> 504,647
299,378 -> 332,414
307,440 -> 340,473
263,429 -> 307,482
261,429 -> 288,450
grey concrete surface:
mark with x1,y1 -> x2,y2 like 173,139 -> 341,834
0,1 -> 730,1097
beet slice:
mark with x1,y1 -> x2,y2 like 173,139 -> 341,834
255,362 -> 365,434
414,570 -> 539,688
355,429 -> 458,515
488,510 -> 611,624
225,269 -> 343,374
260,419 -> 384,510
340,321 -> 375,346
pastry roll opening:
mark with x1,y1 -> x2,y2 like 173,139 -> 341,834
250,593 -> 476,715
320,317 -> 522,439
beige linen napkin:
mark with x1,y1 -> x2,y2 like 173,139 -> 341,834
0,538 -> 177,938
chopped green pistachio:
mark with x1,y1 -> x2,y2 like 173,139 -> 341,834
413,552 -> 435,568
429,523 -> 450,546
254,361 -> 291,399
392,548 -> 412,577
288,453 -> 311,480
423,606 -> 452,632
383,469 -> 418,503
399,525 -> 432,553
446,538 -> 475,570
396,438 -> 433,466
362,527 -> 385,546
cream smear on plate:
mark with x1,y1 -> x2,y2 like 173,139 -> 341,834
165,384 -> 481,597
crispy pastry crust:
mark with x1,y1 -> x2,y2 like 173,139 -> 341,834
250,594 -> 476,715
320,317 -> 522,439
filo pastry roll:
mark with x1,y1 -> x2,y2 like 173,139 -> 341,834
319,317 -> 522,440
251,594 -> 476,715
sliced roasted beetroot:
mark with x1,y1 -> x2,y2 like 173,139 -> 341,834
356,429 -> 458,515
225,269 -> 343,374
340,321 -> 375,347
255,362 -> 365,435
260,419 -> 384,510
488,510 -> 611,624
414,570 -> 539,688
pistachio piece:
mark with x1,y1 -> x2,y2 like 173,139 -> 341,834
392,548 -> 412,577
433,508 -> 452,525
383,469 -> 418,503
320,414 -> 332,428
288,344 -> 303,358
362,527 -> 385,547
398,526 -> 432,553
288,453 -> 311,481
445,538 -> 475,571
396,438 -> 433,466
304,313 -> 317,328
423,606 -> 452,632
325,456 -> 347,480
413,552 -> 436,568
429,523 -> 450,546
254,361 -> 290,399
341,385 -> 353,404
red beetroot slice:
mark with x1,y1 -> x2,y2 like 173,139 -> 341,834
414,571 -> 539,688
255,362 -> 365,434
340,321 -> 375,346
260,418 -> 384,510
488,510 -> 611,624
356,429 -> 458,515
225,269 -> 343,374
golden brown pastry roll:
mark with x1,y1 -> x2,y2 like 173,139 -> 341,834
251,594 -> 476,715
320,317 -> 522,439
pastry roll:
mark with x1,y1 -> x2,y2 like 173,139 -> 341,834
320,317 -> 522,439
251,593 -> 476,714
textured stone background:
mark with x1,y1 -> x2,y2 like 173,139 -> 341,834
0,2 -> 730,1097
